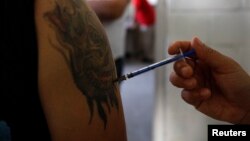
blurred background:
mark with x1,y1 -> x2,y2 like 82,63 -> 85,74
122,0 -> 250,141
1,0 -> 250,141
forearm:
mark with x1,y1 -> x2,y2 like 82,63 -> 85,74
87,0 -> 128,21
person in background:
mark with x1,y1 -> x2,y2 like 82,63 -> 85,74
169,37 -> 250,124
132,0 -> 156,63
2,0 -> 127,140
87,0 -> 129,81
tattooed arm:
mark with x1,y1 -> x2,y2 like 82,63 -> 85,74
35,0 -> 127,140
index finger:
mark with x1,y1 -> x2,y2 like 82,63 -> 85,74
168,41 -> 192,55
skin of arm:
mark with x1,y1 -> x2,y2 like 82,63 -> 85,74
35,0 -> 127,140
87,0 -> 128,21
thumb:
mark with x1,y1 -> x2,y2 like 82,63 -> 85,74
191,37 -> 229,69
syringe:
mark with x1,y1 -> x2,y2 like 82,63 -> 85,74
113,48 -> 196,83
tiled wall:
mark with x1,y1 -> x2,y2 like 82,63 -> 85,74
167,0 -> 250,71
154,0 -> 250,141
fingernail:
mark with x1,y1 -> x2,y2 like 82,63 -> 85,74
196,37 -> 203,46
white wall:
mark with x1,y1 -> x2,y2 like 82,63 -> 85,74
167,0 -> 250,71
154,0 -> 250,141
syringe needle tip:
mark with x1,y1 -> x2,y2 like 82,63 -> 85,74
113,75 -> 127,83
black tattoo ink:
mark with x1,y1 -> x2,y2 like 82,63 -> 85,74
44,0 -> 119,128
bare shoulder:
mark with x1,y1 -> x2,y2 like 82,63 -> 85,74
35,0 -> 127,140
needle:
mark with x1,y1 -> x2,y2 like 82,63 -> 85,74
113,48 -> 196,83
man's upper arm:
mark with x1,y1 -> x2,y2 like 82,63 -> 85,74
35,0 -> 127,140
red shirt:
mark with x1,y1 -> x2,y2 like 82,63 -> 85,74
133,0 -> 156,26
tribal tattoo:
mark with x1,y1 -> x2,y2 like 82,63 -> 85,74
44,0 -> 119,128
